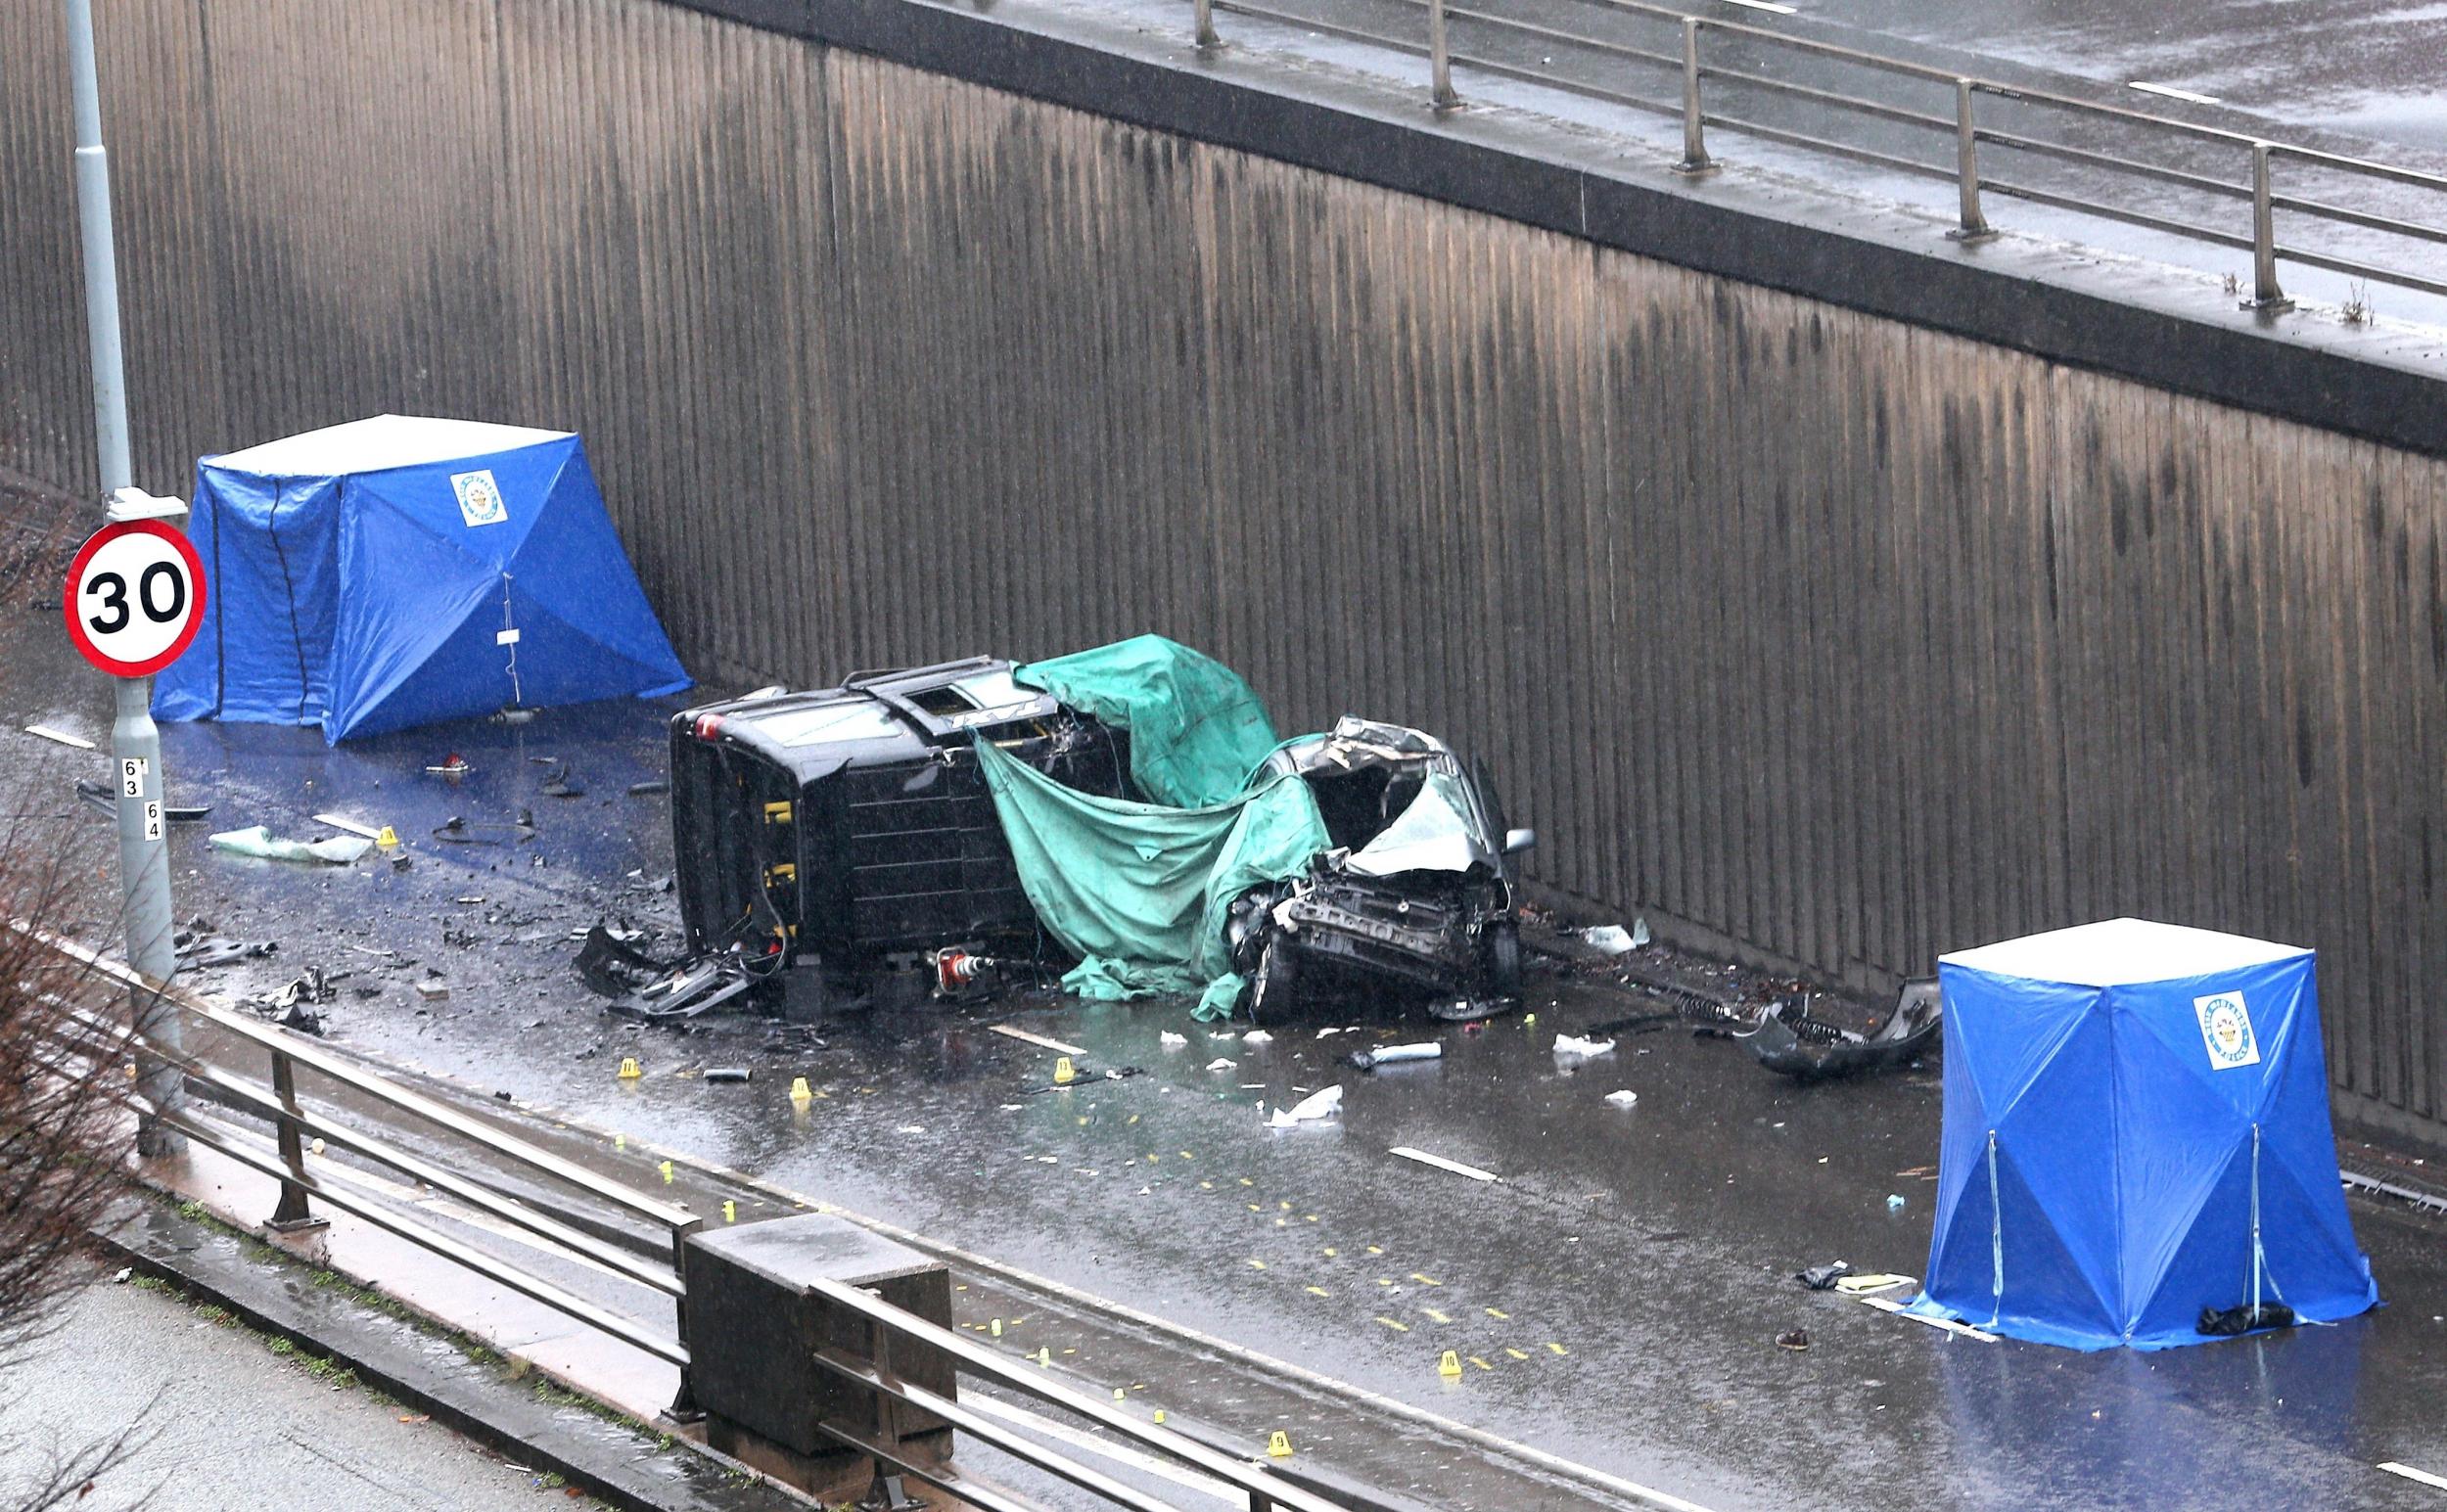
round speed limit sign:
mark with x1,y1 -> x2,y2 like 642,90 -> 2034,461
63,520 -> 208,677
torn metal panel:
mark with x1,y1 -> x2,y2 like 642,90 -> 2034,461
1740,979 -> 1943,1080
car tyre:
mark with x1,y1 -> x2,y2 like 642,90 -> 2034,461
1483,921 -> 1522,997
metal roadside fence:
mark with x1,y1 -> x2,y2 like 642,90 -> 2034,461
1191,0 -> 2447,311
21,922 -> 704,1392
23,921 -> 1387,1512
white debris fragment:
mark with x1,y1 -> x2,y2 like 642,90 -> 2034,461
1266,1085 -> 1343,1128
1206,1057 -> 1237,1072
1604,1089 -> 1640,1109
1240,1030 -> 1274,1046
1582,925 -> 1637,954
1553,1033 -> 1617,1059
1160,1031 -> 1188,1047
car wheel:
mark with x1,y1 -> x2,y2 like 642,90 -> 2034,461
1483,922 -> 1522,997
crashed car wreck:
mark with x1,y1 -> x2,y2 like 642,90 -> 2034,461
611,637 -> 1532,1021
643,657 -> 1136,1018
1224,720 -> 1535,1020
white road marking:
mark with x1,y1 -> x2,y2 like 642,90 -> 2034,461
2129,80 -> 2222,105
2380,1462 -> 2447,1492
965,1394 -> 1244,1503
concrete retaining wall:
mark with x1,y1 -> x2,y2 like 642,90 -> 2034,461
5,0 -> 2442,1144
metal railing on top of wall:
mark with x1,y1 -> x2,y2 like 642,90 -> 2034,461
1193,0 -> 2447,310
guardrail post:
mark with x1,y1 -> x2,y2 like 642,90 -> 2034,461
667,1217 -> 705,1421
267,1050 -> 325,1232
1193,0 -> 1218,52
2242,142 -> 2291,311
1947,79 -> 1996,242
1672,18 -> 1714,176
1428,0 -> 1458,110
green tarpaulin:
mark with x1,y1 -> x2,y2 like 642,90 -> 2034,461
974,738 -> 1328,1021
1014,635 -> 1279,808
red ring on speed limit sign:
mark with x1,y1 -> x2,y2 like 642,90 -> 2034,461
63,519 -> 208,677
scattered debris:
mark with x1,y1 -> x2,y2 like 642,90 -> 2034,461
1835,1273 -> 1916,1295
244,969 -> 339,1033
173,925 -> 276,968
1266,1086 -> 1343,1128
1582,1010 -> 1677,1038
1852,1292 -> 1997,1341
427,754 -> 473,778
1390,1146 -> 1500,1183
2197,1302 -> 2295,1337
2339,1168 -> 2447,1215
209,825 -> 373,865
1159,1031 -> 1188,1047
626,779 -> 669,796
703,1067 -> 753,1084
1552,1033 -> 1616,1059
1240,1030 -> 1274,1046
1582,925 -> 1638,954
1885,1194 -> 1907,1213
432,812 -> 536,846
23,723 -> 95,750
1348,1042 -> 1441,1071
415,977 -> 450,1001
1795,1261 -> 1854,1291
1206,1057 -> 1237,1072
1775,1328 -> 1811,1352
76,779 -> 210,821
537,761 -> 587,799
989,1024 -> 1085,1056
1603,1089 -> 1639,1109
311,812 -> 385,840
1741,979 -> 1941,1080
576,926 -> 754,1023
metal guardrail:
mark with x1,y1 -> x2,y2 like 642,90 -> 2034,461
17,922 -> 703,1384
1196,0 -> 2447,308
799,1273 -> 1354,1512
25,923 -> 1382,1510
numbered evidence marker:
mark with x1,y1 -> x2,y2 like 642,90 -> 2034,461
63,520 -> 208,678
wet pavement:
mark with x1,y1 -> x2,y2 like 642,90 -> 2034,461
1022,0 -> 2447,331
11,592 -> 2447,1512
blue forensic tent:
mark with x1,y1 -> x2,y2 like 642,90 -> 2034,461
154,415 -> 688,742
1909,918 -> 2378,1350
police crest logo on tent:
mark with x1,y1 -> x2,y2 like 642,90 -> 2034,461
2193,990 -> 2261,1070
452,469 -> 508,527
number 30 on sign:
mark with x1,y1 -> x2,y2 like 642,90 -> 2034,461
63,520 -> 208,677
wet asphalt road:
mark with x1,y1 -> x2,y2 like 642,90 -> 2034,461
10,605 -> 2447,1511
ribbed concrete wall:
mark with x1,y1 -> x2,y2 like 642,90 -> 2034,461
5,0 -> 2442,1143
